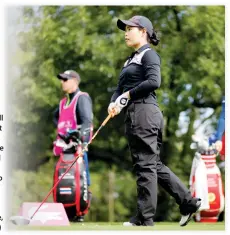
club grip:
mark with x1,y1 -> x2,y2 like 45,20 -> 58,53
102,113 -> 112,126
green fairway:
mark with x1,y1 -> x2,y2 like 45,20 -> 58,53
9,221 -> 225,231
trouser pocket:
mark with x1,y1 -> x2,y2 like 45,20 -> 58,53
124,103 -> 135,135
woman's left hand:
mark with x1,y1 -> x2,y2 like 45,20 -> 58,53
115,91 -> 130,111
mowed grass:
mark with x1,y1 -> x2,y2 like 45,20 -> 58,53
9,221 -> 225,231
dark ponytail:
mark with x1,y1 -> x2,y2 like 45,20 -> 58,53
150,31 -> 160,46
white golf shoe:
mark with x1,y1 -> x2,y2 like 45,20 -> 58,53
123,222 -> 136,226
179,199 -> 202,226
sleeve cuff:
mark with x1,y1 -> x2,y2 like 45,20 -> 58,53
129,89 -> 136,100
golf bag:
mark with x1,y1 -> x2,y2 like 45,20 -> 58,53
53,130 -> 90,220
189,135 -> 225,222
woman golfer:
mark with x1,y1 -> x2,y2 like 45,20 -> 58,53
108,15 -> 201,226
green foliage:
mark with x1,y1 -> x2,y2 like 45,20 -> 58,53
9,6 -> 225,222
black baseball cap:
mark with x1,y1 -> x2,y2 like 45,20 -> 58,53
117,15 -> 154,37
57,70 -> 80,81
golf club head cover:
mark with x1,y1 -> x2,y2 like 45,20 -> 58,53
58,133 -> 70,144
67,129 -> 81,144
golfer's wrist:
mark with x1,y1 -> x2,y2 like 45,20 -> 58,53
129,89 -> 135,100
126,91 -> 131,100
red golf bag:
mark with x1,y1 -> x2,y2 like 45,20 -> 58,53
190,136 -> 225,222
53,134 -> 90,220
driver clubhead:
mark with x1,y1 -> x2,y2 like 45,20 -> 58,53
10,216 -> 31,226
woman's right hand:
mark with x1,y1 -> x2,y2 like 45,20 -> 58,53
108,102 -> 121,117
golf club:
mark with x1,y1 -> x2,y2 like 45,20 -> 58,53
10,113 -> 113,226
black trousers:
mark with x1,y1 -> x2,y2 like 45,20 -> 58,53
124,100 -> 195,223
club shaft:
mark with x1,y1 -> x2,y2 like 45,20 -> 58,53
90,113 -> 112,141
